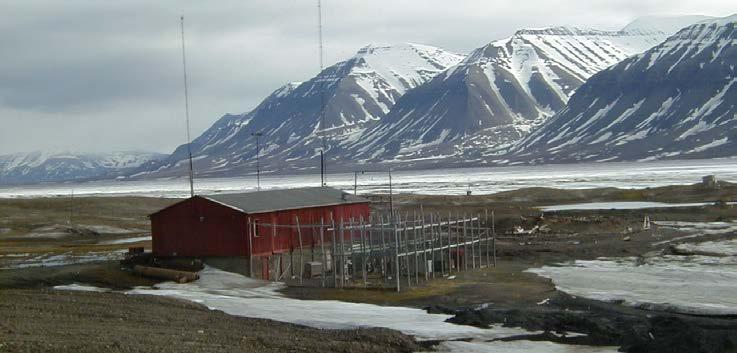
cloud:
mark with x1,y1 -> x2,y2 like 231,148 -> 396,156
0,0 -> 733,154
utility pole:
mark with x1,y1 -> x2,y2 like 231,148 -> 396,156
251,132 -> 263,190
180,16 -> 195,198
68,189 -> 74,225
320,150 -> 325,186
317,0 -> 327,187
353,170 -> 365,195
388,169 -> 394,216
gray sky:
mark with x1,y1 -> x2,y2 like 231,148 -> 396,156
0,0 -> 733,155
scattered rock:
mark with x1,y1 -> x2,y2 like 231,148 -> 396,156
447,294 -> 737,353
424,305 -> 455,315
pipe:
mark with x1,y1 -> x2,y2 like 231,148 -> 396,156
133,265 -> 199,283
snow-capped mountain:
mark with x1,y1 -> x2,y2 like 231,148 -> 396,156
509,15 -> 737,163
141,43 -> 464,178
0,151 -> 165,184
621,15 -> 715,35
348,16 -> 710,164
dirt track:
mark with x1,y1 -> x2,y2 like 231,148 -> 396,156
0,289 -> 422,353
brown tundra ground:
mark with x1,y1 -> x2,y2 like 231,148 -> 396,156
1,182 -> 737,352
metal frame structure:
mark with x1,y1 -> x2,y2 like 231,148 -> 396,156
251,209 -> 498,292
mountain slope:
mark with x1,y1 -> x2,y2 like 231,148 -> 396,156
510,15 -> 737,163
0,151 -> 165,185
622,15 -> 714,34
349,17 -> 709,163
142,43 -> 464,178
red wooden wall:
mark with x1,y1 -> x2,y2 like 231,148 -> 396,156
151,197 -> 249,257
247,202 -> 370,256
151,196 -> 370,258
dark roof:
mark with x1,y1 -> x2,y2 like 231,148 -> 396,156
200,186 -> 369,214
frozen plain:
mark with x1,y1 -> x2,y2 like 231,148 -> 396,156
2,158 -> 737,198
528,222 -> 737,316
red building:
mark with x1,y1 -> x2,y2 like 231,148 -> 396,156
150,186 -> 370,278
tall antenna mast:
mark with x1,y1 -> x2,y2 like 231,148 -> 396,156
318,0 -> 324,77
317,0 -> 326,186
181,16 -> 195,197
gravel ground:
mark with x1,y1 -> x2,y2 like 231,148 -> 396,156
0,289 -> 422,353
2,186 -> 736,353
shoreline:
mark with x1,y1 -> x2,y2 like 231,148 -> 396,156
3,157 -> 737,199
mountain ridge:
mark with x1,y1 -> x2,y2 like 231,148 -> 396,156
136,43 -> 464,178
4,15 -> 729,185
344,17 -> 706,165
0,151 -> 165,185
508,14 -> 737,163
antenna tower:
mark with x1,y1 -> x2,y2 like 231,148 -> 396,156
180,16 -> 195,197
318,0 -> 326,186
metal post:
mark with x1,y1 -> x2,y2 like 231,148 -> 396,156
180,16 -> 195,198
447,212 -> 453,274
289,225 -> 295,278
296,216 -> 304,285
340,218 -> 345,288
247,217 -> 254,278
472,213 -> 476,270
436,213 -> 442,277
477,214 -> 483,268
461,213 -> 466,271
470,214 -> 475,270
439,213 -> 445,276
331,213 -> 337,288
320,150 -> 324,187
290,248 -> 294,278
367,214 -> 373,276
420,209 -> 427,280
251,132 -> 262,190
412,211 -> 420,284
380,214 -> 387,281
393,212 -> 400,292
272,221 -> 277,282
320,217 -> 326,288
474,214 -> 481,269
349,217 -> 356,286
463,213 -> 468,271
492,209 -> 497,267
310,225 -> 316,262
360,215 -> 367,287
480,216 -> 484,268
491,209 -> 496,234
474,215 -> 478,268
402,213 -> 410,288
388,169 -> 394,216
485,209 -> 490,267
68,190 -> 74,225
429,213 -> 435,278
455,213 -> 460,272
